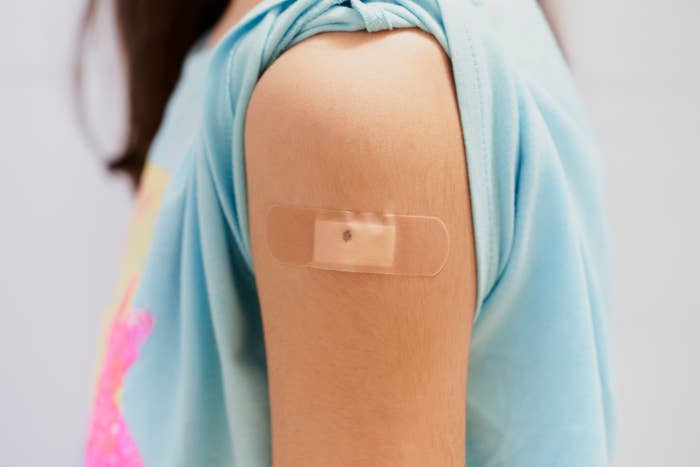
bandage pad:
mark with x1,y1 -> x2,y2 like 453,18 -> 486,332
266,205 -> 450,276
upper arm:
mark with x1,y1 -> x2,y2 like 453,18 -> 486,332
244,28 -> 477,467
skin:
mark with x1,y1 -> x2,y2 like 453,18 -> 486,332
211,3 -> 477,466
537,0 -> 567,57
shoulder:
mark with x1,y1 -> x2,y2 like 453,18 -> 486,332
249,27 -> 453,95
244,27 -> 464,196
248,27 -> 453,108
244,27 -> 460,155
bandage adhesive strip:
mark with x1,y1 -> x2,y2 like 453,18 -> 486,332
266,205 -> 450,276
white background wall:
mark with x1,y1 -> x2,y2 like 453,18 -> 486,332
0,1 -> 698,465
557,2 -> 700,466
0,1 -> 132,465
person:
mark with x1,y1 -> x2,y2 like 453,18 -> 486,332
80,0 -> 615,466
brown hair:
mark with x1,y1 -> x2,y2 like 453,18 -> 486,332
77,0 -> 228,187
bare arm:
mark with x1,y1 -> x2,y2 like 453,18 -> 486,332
244,28 -> 477,467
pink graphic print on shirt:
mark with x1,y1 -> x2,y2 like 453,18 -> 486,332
85,278 -> 154,467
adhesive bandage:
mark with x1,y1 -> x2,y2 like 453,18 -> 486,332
266,205 -> 449,276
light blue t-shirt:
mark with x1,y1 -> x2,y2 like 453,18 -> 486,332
83,0 -> 615,466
